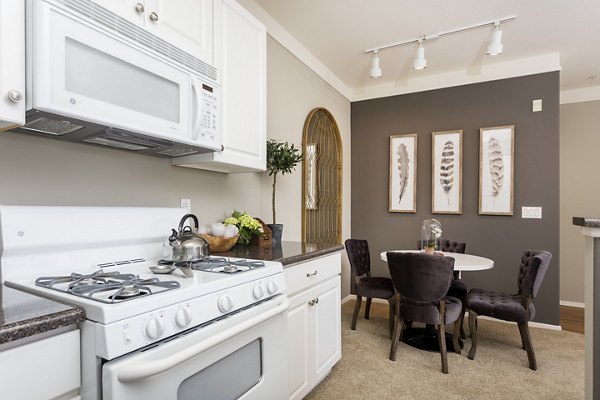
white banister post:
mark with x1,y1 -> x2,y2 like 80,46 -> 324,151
573,217 -> 600,400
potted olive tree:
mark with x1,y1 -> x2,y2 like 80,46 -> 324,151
266,139 -> 303,244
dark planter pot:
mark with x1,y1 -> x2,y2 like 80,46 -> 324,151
267,224 -> 283,245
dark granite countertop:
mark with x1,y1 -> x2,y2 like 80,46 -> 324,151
573,217 -> 600,228
219,241 -> 344,266
0,285 -> 85,344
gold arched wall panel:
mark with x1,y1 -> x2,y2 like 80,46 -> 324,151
302,108 -> 342,244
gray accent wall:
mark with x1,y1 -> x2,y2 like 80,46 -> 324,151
351,72 -> 560,325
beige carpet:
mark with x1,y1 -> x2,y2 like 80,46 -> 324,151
305,300 -> 584,400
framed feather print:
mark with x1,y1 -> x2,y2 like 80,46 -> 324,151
389,133 -> 417,213
432,130 -> 462,214
479,125 -> 515,215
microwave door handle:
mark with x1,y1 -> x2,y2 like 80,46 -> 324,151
190,77 -> 202,141
116,297 -> 289,383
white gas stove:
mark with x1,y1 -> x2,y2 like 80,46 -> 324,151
0,206 -> 289,400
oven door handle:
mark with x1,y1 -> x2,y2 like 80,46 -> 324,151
117,297 -> 289,383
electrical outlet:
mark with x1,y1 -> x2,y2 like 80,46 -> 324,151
180,198 -> 191,213
532,99 -> 542,112
522,206 -> 542,219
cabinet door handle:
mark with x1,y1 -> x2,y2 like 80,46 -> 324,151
315,297 -> 319,304
149,11 -> 159,22
308,299 -> 314,306
134,3 -> 144,13
306,270 -> 318,277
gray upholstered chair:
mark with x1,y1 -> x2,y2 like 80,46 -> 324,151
466,250 -> 552,370
417,238 -> 468,338
387,252 -> 462,374
345,239 -> 395,338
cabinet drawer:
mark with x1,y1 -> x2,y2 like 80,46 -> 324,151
284,253 -> 341,296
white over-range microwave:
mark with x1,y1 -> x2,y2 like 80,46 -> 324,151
18,0 -> 221,157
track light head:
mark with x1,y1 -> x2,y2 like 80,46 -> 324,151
369,50 -> 382,78
413,41 -> 427,70
487,23 -> 504,55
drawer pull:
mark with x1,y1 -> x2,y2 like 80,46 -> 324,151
306,270 -> 318,277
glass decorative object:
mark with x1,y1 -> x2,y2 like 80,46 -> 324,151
421,219 -> 442,254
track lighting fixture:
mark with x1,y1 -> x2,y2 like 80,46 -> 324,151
486,21 -> 503,55
413,41 -> 427,70
364,16 -> 515,77
369,50 -> 382,78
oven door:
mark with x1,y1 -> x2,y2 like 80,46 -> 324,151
102,295 -> 289,400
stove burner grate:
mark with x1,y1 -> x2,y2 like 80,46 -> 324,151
35,271 -> 180,304
190,258 -> 265,274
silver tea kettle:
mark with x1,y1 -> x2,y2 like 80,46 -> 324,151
163,214 -> 210,263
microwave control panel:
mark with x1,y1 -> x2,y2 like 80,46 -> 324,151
195,82 -> 220,149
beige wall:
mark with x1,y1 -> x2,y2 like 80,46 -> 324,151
0,131 -> 264,229
260,36 -> 352,298
560,100 -> 600,304
0,36 -> 352,297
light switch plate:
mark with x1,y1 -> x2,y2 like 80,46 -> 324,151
522,206 -> 542,219
532,99 -> 542,112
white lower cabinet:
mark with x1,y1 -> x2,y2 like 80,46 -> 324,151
285,253 -> 341,400
0,329 -> 80,399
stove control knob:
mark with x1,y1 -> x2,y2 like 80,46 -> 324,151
174,306 -> 192,328
218,294 -> 234,313
144,316 -> 165,340
267,280 -> 279,295
252,283 -> 264,300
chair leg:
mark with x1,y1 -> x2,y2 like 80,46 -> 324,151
438,322 -> 448,374
389,315 -> 404,361
365,298 -> 372,319
351,296 -> 362,330
468,311 -> 478,360
518,322 -> 538,370
459,304 -> 467,339
387,299 -> 394,340
452,319 -> 461,355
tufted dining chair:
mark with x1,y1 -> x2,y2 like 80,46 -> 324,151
345,239 -> 395,338
387,252 -> 462,373
466,250 -> 552,370
417,238 -> 468,338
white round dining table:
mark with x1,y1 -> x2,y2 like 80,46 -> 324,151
380,250 -> 494,272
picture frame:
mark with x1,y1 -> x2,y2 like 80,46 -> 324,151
389,133 -> 417,213
479,125 -> 515,215
432,130 -> 463,214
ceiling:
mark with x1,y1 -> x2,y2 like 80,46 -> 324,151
252,0 -> 600,98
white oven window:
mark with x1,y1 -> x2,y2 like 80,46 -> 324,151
178,339 -> 262,400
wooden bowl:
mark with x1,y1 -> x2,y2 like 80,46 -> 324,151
200,234 -> 239,253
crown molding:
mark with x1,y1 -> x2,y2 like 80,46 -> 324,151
231,4 -> 564,104
560,85 -> 600,104
351,53 -> 561,101
236,0 -> 353,100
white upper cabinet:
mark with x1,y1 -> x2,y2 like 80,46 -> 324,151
0,0 -> 25,131
172,0 -> 266,173
92,0 -> 217,65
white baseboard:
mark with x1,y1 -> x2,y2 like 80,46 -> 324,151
342,294 -> 389,305
560,300 -> 585,309
466,312 -> 562,331
343,294 -> 563,331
